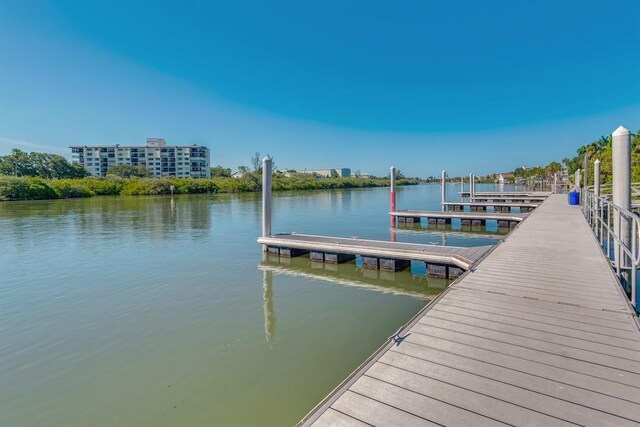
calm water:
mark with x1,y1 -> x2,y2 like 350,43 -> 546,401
0,183 -> 508,426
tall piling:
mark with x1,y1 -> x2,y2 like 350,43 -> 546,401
441,170 -> 447,212
612,126 -> 631,289
390,166 -> 396,227
262,156 -> 272,240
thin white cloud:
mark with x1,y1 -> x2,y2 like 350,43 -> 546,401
0,137 -> 69,157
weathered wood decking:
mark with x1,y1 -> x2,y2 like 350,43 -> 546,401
301,194 -> 640,427
257,233 -> 493,270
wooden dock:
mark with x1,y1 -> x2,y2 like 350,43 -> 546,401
391,210 -> 526,228
257,233 -> 494,278
300,194 -> 640,426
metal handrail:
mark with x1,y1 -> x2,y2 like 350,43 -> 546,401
582,189 -> 639,310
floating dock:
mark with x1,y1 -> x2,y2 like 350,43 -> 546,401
443,201 -> 539,213
391,209 -> 526,229
257,233 -> 494,278
300,194 -> 640,426
460,191 -> 552,198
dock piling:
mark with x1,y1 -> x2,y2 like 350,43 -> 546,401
441,170 -> 447,212
390,166 -> 396,227
612,126 -> 631,285
262,156 -> 272,241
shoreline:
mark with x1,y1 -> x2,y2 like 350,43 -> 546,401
0,175 -> 420,202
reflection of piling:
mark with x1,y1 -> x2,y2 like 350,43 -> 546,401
263,269 -> 276,344
612,126 -> 631,286
262,156 -> 272,243
390,166 -> 396,227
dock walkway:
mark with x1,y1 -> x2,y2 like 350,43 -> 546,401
301,194 -> 640,426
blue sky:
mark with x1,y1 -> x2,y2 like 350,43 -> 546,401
1,0 -> 638,177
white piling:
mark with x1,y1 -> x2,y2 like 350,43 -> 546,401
262,156 -> 272,239
553,173 -> 558,194
612,126 -> 631,277
441,170 -> 447,212
390,166 -> 396,227
469,173 -> 475,200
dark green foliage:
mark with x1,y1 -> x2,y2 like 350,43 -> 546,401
0,174 -> 418,201
210,165 -> 232,177
0,149 -> 90,178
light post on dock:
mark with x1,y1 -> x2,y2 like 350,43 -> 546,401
469,173 -> 475,200
441,170 -> 447,212
390,166 -> 396,227
612,126 -> 631,288
262,156 -> 272,240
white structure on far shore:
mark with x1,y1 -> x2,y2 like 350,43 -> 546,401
297,168 -> 351,178
70,138 -> 210,178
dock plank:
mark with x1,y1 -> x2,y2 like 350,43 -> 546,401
301,194 -> 640,426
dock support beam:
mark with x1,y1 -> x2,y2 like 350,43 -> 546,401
612,125 -> 632,292
390,165 -> 396,227
441,170 -> 447,212
262,156 -> 272,242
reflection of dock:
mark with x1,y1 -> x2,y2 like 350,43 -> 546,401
257,233 -> 493,278
391,210 -> 526,229
259,257 -> 449,300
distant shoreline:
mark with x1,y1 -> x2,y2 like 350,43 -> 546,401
0,175 -> 420,201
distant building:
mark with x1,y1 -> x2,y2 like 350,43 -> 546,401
70,138 -> 210,178
231,171 -> 246,179
297,168 -> 351,178
498,172 -> 515,184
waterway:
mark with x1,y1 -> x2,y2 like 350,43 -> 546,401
0,183 -> 509,426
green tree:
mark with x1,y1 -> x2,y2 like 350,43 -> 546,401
0,149 -> 89,178
210,165 -> 232,177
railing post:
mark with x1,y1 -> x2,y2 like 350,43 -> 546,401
593,159 -> 601,235
441,170 -> 447,212
390,166 -> 396,227
262,156 -> 272,239
553,173 -> 557,194
612,125 -> 631,289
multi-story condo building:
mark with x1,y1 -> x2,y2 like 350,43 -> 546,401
70,138 -> 210,178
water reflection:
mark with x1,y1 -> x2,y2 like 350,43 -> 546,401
0,195 -> 214,247
258,254 -> 450,341
262,270 -> 276,345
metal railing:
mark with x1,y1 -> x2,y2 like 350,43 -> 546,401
582,189 -> 639,312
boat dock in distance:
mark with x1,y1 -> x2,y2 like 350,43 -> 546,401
443,201 -> 539,213
391,210 -> 526,229
257,233 -> 493,279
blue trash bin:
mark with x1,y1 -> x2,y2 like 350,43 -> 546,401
569,191 -> 579,205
